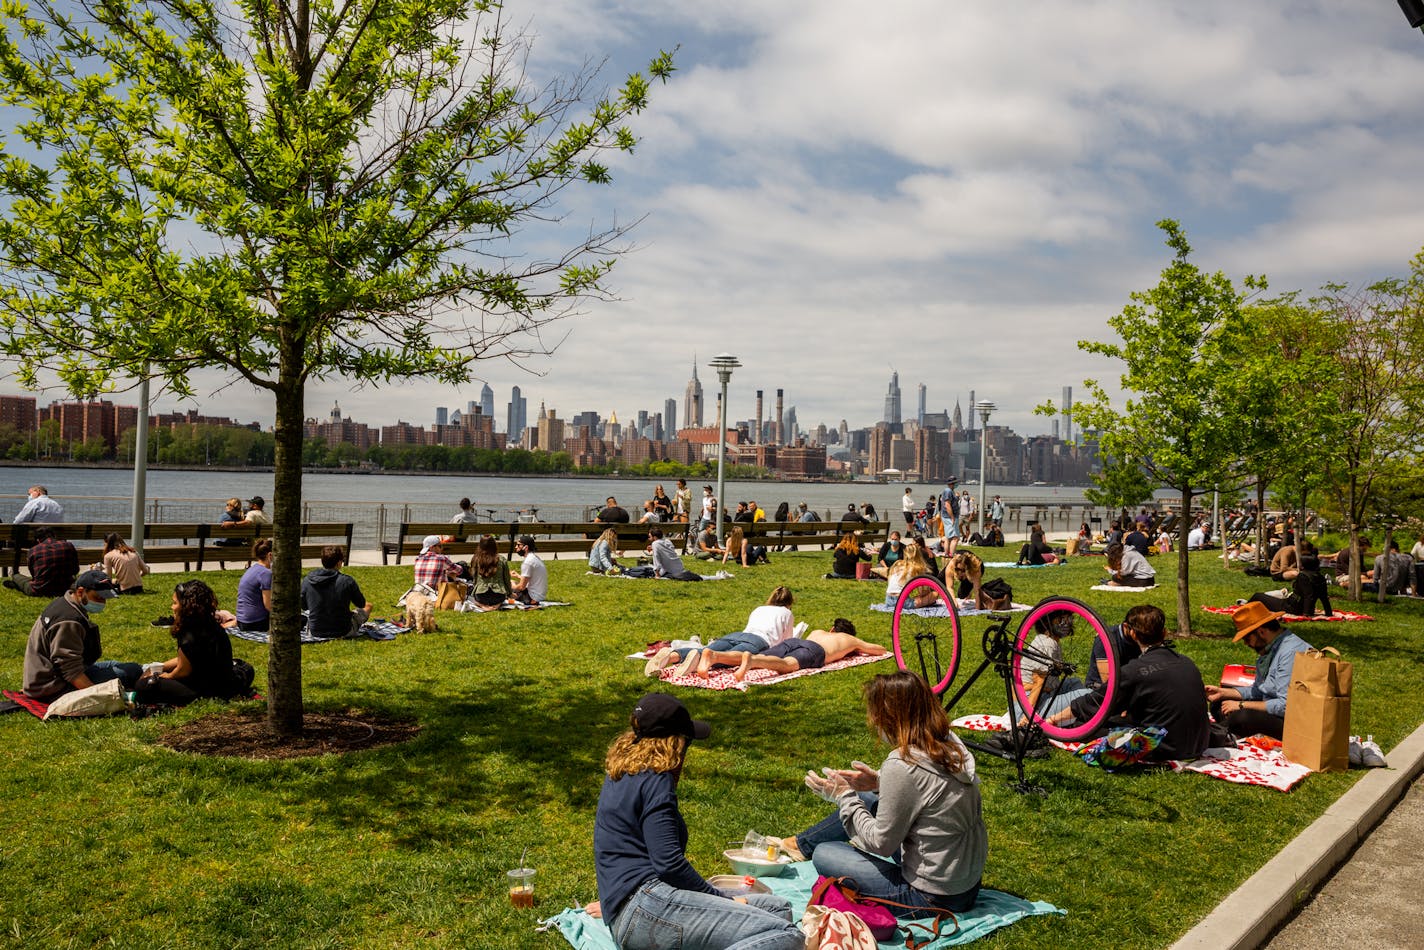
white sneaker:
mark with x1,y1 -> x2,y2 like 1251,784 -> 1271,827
674,651 -> 702,677
644,647 -> 676,677
1360,735 -> 1387,768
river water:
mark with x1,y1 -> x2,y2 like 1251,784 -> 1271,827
1,465 -> 1178,550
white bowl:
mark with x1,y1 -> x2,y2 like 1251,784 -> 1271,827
707,874 -> 772,895
722,848 -> 793,878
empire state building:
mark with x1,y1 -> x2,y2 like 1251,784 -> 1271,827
683,358 -> 704,428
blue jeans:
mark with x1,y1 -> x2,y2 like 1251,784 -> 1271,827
795,793 -> 980,916
86,660 -> 142,690
673,631 -> 765,661
609,879 -> 802,950
1011,677 -> 1090,722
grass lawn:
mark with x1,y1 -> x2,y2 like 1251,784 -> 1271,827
2,546 -> 1420,949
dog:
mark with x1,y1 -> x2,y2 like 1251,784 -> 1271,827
404,592 -> 437,633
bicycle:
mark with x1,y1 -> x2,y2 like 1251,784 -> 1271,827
890,576 -> 1120,794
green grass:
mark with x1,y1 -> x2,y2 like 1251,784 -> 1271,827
1,550 -> 1420,949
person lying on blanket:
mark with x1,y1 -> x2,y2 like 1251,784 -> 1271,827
1103,541 -> 1155,588
1246,542 -> 1333,618
1044,605 -> 1215,762
691,618 -> 887,681
591,693 -> 803,950
776,671 -> 986,917
644,586 -> 797,677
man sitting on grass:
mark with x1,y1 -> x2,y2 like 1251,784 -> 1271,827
694,618 -> 887,682
1204,601 -> 1313,740
301,545 -> 370,638
23,569 -> 141,700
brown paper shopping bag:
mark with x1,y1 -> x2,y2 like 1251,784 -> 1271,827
1281,647 -> 1352,772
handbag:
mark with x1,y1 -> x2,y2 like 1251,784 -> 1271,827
809,876 -> 897,941
801,904 -> 877,950
43,678 -> 127,720
1282,647 -> 1353,772
435,579 -> 469,610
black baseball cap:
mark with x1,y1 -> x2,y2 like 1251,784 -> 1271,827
632,693 -> 711,741
72,570 -> 118,598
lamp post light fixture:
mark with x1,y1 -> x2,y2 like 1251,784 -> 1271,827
709,353 -> 741,547
975,400 -> 996,535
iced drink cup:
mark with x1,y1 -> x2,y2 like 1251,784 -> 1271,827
507,867 -> 535,908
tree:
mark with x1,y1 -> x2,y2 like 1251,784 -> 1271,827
0,0 -> 673,734
1082,452 -> 1154,514
1073,220 -> 1262,634
1311,269 -> 1424,598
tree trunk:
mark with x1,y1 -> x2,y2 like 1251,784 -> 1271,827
1347,478 -> 1361,602
1379,526 -> 1393,605
1177,484 -> 1192,636
267,360 -> 306,737
1255,480 -> 1266,567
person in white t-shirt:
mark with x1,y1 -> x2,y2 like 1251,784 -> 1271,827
511,535 -> 548,604
901,488 -> 915,526
1187,523 -> 1207,550
644,587 -> 798,677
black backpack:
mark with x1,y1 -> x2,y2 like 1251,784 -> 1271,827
977,577 -> 1013,610
230,658 -> 257,697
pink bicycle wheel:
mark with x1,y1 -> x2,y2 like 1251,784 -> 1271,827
891,576 -> 960,695
1010,597 -> 1118,742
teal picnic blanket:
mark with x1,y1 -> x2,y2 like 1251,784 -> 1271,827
540,861 -> 1063,949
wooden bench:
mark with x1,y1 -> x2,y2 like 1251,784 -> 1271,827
740,519 -> 893,551
382,520 -> 698,563
9,521 -> 354,574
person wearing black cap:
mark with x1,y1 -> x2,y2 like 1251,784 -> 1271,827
938,478 -> 961,557
510,535 -> 546,604
593,694 -> 801,950
22,570 -> 141,700
244,495 -> 271,525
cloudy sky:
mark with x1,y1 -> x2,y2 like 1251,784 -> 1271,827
13,0 -> 1424,437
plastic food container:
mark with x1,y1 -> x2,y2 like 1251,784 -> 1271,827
707,874 -> 772,895
722,848 -> 794,878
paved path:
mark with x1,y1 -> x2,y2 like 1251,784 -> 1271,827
1263,777 -> 1424,949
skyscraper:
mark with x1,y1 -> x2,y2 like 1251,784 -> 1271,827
1062,386 -> 1073,443
917,384 -> 926,426
435,406 -> 448,426
884,372 -> 902,426
967,389 -> 976,433
683,357 -> 704,428
506,385 -> 527,443
664,398 -> 677,438
480,383 -> 495,423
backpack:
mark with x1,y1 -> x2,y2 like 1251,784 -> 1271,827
230,658 -> 257,697
977,577 -> 1013,610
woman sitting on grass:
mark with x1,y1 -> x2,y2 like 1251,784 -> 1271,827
722,525 -> 768,568
101,532 -> 150,595
778,671 -> 986,916
136,579 -> 244,706
470,535 -> 513,609
1015,524 -> 1055,566
1103,541 -> 1156,587
885,541 -> 939,608
236,540 -> 274,632
828,531 -> 871,578
588,527 -> 621,574
1248,542 -> 1333,618
592,694 -> 802,950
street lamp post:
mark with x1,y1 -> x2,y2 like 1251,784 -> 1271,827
975,400 -> 995,535
709,353 -> 741,548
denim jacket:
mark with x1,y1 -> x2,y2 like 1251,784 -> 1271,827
1239,630 -> 1312,717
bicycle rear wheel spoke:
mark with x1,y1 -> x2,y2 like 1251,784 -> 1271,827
1010,597 -> 1117,742
891,576 -> 960,695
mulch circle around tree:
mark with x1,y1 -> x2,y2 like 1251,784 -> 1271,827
157,708 -> 420,760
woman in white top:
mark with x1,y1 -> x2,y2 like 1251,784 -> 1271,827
1104,541 -> 1156,588
645,587 -> 797,677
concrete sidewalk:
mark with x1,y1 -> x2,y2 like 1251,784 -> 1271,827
1172,721 -> 1424,950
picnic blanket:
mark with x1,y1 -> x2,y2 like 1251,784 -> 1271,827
230,619 -> 410,645
456,600 -> 572,612
1090,584 -> 1158,592
540,860 -> 1063,950
950,713 -> 1310,790
1201,605 -> 1373,622
653,651 -> 893,692
2,689 -> 49,719
982,562 -> 1064,569
588,569 -> 734,581
870,601 -> 1034,617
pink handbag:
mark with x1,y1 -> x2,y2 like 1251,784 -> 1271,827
809,875 -> 897,941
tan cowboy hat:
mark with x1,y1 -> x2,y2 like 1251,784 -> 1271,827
1232,601 -> 1284,641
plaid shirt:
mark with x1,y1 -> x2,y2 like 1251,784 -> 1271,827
28,537 -> 80,597
414,551 -> 459,589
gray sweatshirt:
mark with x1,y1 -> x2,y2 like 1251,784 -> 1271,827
835,740 -> 987,898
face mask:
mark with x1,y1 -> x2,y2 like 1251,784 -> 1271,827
84,599 -> 106,614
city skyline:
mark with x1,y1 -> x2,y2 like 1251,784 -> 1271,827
4,2 -> 1423,437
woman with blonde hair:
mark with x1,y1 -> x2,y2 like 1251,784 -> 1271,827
101,532 -> 150,595
885,540 -> 937,608
588,527 -> 621,573
721,525 -> 768,568
592,694 -> 801,950
779,671 -> 986,915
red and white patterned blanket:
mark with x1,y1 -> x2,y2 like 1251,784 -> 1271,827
655,651 -> 893,691
1202,604 -> 1373,622
951,713 -> 1311,791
